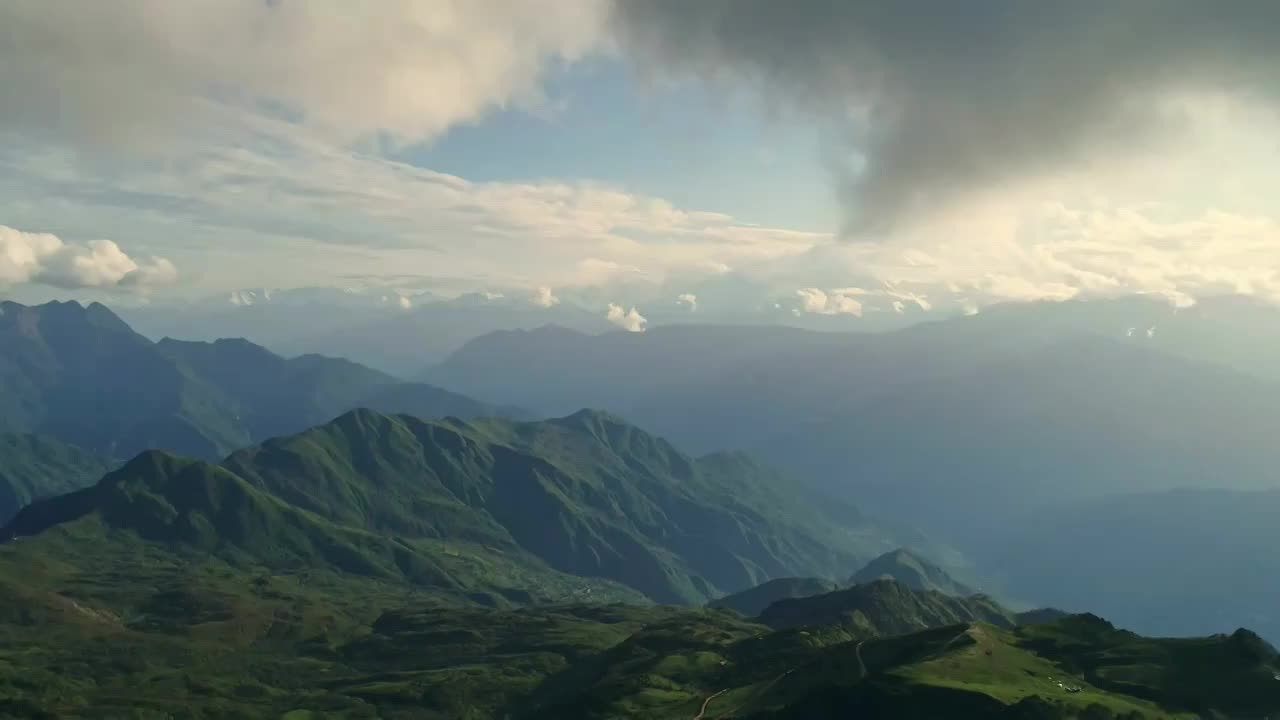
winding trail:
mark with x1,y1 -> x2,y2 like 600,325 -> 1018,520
694,689 -> 728,720
855,640 -> 868,679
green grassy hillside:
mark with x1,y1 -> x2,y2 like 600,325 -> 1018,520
0,433 -> 113,523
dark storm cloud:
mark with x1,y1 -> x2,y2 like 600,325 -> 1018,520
611,0 -> 1280,233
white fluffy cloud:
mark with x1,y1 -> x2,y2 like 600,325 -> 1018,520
532,286 -> 561,307
794,288 -> 863,317
606,303 -> 647,332
676,293 -> 697,311
0,225 -> 177,290
0,0 -> 608,147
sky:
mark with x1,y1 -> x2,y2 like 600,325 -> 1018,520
2,0 -> 1280,322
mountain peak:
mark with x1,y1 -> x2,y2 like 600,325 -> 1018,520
554,408 -> 628,428
758,577 -> 1014,634
1,299 -> 137,339
850,547 -> 976,597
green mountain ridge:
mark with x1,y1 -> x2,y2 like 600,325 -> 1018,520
222,408 -> 894,603
2,449 -> 639,608
3,407 -> 895,607
759,579 -> 1015,636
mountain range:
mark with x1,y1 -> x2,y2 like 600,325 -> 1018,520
0,300 -> 517,461
426,298 -> 1280,539
4,294 -> 1280,716
4,407 -> 897,605
121,290 -> 616,377
0,389 -> 1274,716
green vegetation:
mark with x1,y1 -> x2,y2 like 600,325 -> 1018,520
758,579 -> 1016,636
0,414 -> 1276,717
851,547 -> 977,596
4,562 -> 1273,720
0,433 -> 113,523
222,408 -> 893,603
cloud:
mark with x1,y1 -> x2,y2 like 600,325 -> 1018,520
398,295 -> 413,310
532,286 -> 560,307
676,293 -> 697,311
794,288 -> 862,317
606,303 -> 647,332
0,225 -> 177,289
0,120 -> 825,293
766,198 -> 1280,315
611,1 -> 1280,231
0,0 -> 609,148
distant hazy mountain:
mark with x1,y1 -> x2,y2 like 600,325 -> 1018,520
426,297 -> 1280,551
123,290 -> 613,376
851,548 -> 977,597
979,487 -> 1280,642
782,334 -> 1280,546
277,295 -> 614,377
0,300 -> 516,461
708,577 -> 841,617
0,434 -> 112,524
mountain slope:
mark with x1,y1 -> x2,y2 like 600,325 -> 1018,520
758,579 -> 1015,635
223,408 -> 894,603
0,299 -> 243,459
0,300 -> 516,460
709,577 -> 841,617
0,433 -> 113,524
1,450 -> 641,607
851,548 -> 976,597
